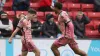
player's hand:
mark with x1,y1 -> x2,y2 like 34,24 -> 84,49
8,38 -> 12,44
50,6 -> 54,10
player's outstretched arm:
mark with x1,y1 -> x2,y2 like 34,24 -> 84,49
8,27 -> 20,43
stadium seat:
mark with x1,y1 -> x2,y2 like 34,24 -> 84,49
30,0 -> 40,3
4,2 -> 12,11
16,11 -> 28,15
94,20 -> 100,30
5,11 -> 15,21
45,12 -> 57,20
85,30 -> 100,38
67,3 -> 81,11
82,4 -> 94,12
85,21 -> 94,29
30,3 -> 40,11
37,12 -> 45,21
59,0 -> 78,3
58,0 -> 66,3
88,12 -> 100,20
62,3 -> 68,10
6,0 -> 10,2
74,0 -> 79,3
85,20 -> 100,38
6,0 -> 12,2
68,12 -> 73,19
5,11 -> 15,16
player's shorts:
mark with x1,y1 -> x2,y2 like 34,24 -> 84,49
21,39 -> 36,52
53,35 -> 78,48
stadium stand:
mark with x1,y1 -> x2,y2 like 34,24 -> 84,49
2,0 -> 100,38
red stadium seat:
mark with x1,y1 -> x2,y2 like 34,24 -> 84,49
74,0 -> 79,3
6,0 -> 10,2
82,4 -> 94,12
85,30 -> 100,38
88,12 -> 100,20
5,11 -> 15,21
85,21 -> 94,29
67,3 -> 81,11
4,2 -> 12,11
6,0 -> 12,2
68,12 -> 73,18
62,3 -> 68,10
85,20 -> 100,38
94,20 -> 100,30
30,3 -> 40,10
30,0 -> 40,3
16,11 -> 28,15
5,11 -> 15,16
58,0 -> 66,3
45,12 -> 57,20
37,12 -> 45,21
59,0 -> 78,3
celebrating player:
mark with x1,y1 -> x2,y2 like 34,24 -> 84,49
51,2 -> 87,56
8,8 -> 40,56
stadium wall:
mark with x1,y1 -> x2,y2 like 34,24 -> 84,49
0,39 -> 100,56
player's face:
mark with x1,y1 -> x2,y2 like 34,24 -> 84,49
32,15 -> 37,22
27,13 -> 36,20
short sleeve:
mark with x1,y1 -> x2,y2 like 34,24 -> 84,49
17,19 -> 24,29
61,11 -> 70,22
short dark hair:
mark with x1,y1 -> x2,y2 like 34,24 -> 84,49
46,13 -> 54,20
28,8 -> 36,14
1,12 -> 7,16
54,2 -> 62,10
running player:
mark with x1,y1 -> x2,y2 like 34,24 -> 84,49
51,2 -> 87,56
8,8 -> 40,56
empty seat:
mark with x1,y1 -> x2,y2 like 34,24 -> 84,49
67,3 -> 81,11
85,21 -> 94,29
16,11 -> 28,15
82,4 -> 94,12
5,11 -> 15,20
85,20 -> 100,38
5,11 -> 15,16
37,12 -> 44,20
58,0 -> 66,3
85,30 -> 100,38
68,12 -> 73,18
62,3 -> 68,10
4,2 -> 12,11
30,0 -> 40,3
88,12 -> 100,20
94,20 -> 100,30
